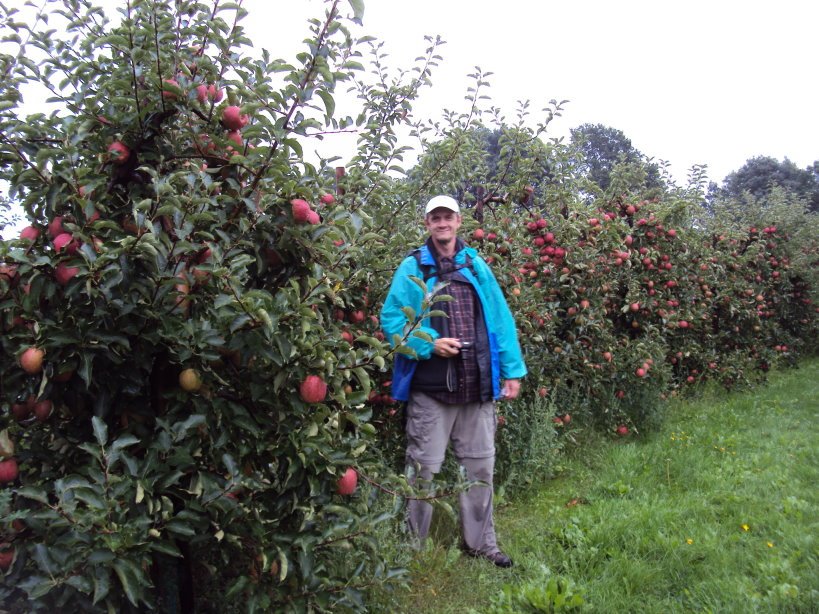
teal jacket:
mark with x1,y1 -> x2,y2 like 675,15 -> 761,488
380,241 -> 527,401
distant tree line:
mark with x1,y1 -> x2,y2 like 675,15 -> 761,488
455,122 -> 818,214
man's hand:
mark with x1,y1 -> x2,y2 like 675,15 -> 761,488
500,379 -> 521,400
433,337 -> 462,358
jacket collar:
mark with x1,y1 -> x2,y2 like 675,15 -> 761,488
421,237 -> 475,266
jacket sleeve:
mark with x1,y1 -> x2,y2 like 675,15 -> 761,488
379,257 -> 440,361
474,257 -> 528,379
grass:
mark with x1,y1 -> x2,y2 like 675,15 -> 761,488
381,358 -> 819,613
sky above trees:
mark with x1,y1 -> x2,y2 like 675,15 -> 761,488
247,0 -> 817,185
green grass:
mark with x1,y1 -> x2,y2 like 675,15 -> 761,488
382,358 -> 819,613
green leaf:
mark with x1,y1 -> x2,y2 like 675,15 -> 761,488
411,330 -> 433,343
112,558 -> 142,606
149,540 -> 182,558
112,434 -> 140,451
92,565 -> 110,604
165,520 -> 196,536
225,575 -> 249,599
33,543 -> 55,575
73,487 -> 107,510
92,416 -> 108,446
347,0 -> 365,23
356,335 -> 383,349
16,485 -> 49,505
317,89 -> 335,118
396,345 -> 417,358
79,352 -> 94,387
408,275 -> 427,293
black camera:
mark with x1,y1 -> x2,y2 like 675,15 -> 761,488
459,340 -> 474,353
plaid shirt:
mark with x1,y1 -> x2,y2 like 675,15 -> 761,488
426,255 -> 483,404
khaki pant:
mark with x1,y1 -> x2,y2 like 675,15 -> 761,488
405,391 -> 499,555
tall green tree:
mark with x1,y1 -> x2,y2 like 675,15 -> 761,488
711,156 -> 819,212
569,123 -> 663,193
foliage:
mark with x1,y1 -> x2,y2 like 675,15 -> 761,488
475,574 -> 585,614
569,123 -> 663,194
0,0 -> 421,611
710,155 -> 819,212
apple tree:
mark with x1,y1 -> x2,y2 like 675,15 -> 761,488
0,0 -> 433,611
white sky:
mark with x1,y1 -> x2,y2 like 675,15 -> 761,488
2,0 -> 817,237
245,0 -> 818,185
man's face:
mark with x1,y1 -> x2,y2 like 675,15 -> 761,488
424,207 -> 462,244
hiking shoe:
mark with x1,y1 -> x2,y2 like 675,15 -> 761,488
464,548 -> 513,568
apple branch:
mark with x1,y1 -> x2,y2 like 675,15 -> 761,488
124,0 -> 145,133
246,0 -> 341,195
0,134 -> 52,186
353,468 -> 480,502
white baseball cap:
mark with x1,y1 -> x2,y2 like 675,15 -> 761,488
424,195 -> 460,215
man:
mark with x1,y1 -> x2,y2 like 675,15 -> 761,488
380,194 -> 527,568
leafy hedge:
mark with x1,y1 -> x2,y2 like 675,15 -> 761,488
0,1 -> 816,612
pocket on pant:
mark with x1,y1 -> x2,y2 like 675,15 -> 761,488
406,393 -> 446,465
452,400 -> 496,459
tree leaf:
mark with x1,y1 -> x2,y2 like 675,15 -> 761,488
317,89 -> 335,118
92,416 -> 108,446
112,558 -> 143,606
92,564 -> 110,604
16,485 -> 49,505
347,0 -> 365,24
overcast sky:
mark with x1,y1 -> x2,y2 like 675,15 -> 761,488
3,0 -> 817,237
245,0 -> 818,185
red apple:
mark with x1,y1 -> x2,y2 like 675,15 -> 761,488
0,458 -> 18,483
226,130 -> 243,148
196,84 -> 208,103
11,402 -> 31,421
161,78 -> 179,99
52,232 -> 76,254
19,226 -> 40,241
108,141 -> 130,164
208,84 -> 223,102
33,400 -> 53,421
222,105 -> 248,131
19,347 -> 44,374
291,199 -> 311,223
336,467 -> 357,495
47,216 -> 66,238
0,543 -> 14,571
299,375 -> 327,404
55,262 -> 80,285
